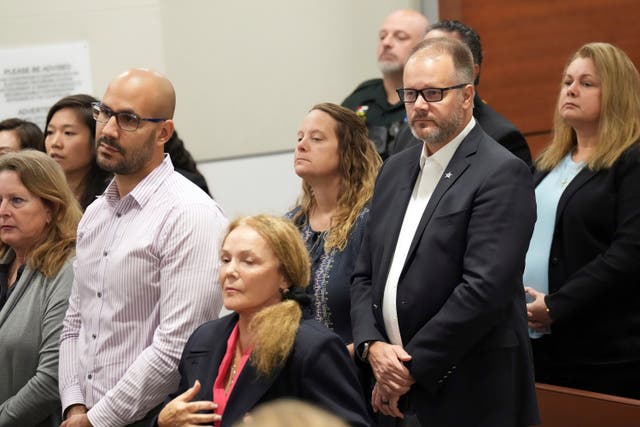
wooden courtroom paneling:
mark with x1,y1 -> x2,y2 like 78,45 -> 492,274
535,383 -> 640,427
439,0 -> 640,156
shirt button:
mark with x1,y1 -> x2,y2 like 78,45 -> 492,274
116,213 -> 122,218
551,257 -> 559,265
87,374 -> 92,380
97,292 -> 102,298
92,333 -> 97,339
103,251 -> 108,256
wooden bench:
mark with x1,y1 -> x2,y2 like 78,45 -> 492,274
536,383 -> 640,427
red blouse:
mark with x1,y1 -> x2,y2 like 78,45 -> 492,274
212,324 -> 252,425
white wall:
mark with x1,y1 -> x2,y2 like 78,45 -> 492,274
199,151 -> 300,219
0,0 -> 438,217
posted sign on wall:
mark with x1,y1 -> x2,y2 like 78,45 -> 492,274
0,41 -> 92,129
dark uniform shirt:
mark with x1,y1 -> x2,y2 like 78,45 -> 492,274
342,78 -> 406,159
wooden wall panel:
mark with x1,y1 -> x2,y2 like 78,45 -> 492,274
439,0 -> 640,155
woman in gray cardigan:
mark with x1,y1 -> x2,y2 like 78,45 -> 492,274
0,150 -> 82,427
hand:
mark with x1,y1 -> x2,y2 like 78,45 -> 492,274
157,380 -> 219,427
368,341 -> 415,395
372,381 -> 404,419
64,404 -> 88,419
60,413 -> 92,427
525,287 -> 552,331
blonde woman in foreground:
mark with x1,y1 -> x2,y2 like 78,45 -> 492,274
157,215 -> 371,427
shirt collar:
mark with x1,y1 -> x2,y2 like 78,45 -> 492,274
419,117 -> 476,170
104,154 -> 174,208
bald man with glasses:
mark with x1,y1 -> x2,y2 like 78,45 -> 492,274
59,69 -> 228,427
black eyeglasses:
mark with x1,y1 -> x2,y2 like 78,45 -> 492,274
396,83 -> 469,103
91,102 -> 167,132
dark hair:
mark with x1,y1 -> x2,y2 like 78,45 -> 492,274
428,20 -> 483,85
164,130 -> 210,195
0,118 -> 44,151
45,94 -> 112,210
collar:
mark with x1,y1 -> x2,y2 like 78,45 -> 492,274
104,154 -> 174,208
419,117 -> 476,170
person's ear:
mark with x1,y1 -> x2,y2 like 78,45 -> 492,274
157,119 -> 175,146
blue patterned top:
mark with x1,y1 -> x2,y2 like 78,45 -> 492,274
286,206 -> 370,344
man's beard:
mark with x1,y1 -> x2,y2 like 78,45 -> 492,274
410,96 -> 464,146
96,130 -> 156,175
378,60 -> 403,75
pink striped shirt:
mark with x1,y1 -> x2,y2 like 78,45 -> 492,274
59,155 -> 228,426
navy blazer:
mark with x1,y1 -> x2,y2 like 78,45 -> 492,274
391,93 -> 532,166
351,124 -> 539,427
533,145 -> 640,369
161,314 -> 371,427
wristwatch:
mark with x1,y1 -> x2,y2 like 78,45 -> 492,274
360,340 -> 374,361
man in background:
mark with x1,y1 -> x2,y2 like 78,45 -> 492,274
391,20 -> 532,165
342,9 -> 429,159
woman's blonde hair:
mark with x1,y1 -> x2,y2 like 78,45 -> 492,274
225,215 -> 310,377
293,103 -> 381,251
537,42 -> 640,171
0,150 -> 82,276
234,398 -> 350,427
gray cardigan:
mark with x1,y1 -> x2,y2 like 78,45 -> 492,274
0,253 -> 73,427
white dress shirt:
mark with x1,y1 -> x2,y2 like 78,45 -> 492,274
59,155 -> 228,426
383,118 -> 476,346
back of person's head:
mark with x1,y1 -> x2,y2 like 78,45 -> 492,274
0,150 -> 82,276
164,130 -> 199,173
539,42 -> 640,171
164,130 -> 210,195
234,399 -> 350,427
427,20 -> 482,84
225,215 -> 311,377
409,37 -> 475,86
0,118 -> 44,152
296,103 -> 381,251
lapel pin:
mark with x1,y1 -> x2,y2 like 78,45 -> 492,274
444,171 -> 453,179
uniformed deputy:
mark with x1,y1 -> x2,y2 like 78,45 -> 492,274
342,9 -> 428,160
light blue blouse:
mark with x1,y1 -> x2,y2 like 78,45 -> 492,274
524,153 -> 584,338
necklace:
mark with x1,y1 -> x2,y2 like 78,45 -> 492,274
225,345 -> 242,393
559,154 -> 584,188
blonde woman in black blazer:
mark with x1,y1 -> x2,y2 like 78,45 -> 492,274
525,42 -> 640,399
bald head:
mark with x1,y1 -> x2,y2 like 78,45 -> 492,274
106,68 -> 176,119
377,9 -> 429,75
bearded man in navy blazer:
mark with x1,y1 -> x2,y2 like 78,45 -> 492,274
351,37 -> 540,427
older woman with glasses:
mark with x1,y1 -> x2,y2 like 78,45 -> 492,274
0,150 -> 82,426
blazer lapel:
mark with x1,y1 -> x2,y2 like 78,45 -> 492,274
187,315 -> 237,401
555,166 -> 598,223
221,358 -> 283,426
403,127 -> 479,271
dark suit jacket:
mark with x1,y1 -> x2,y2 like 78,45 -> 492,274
391,93 -> 532,166
532,145 -> 640,374
161,314 -> 371,427
351,124 -> 539,427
